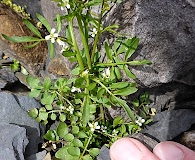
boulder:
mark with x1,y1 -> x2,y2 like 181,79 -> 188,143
142,109 -> 195,141
105,0 -> 195,87
0,91 -> 43,157
0,123 -> 29,160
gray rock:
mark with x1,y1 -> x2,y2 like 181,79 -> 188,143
26,150 -> 47,160
97,145 -> 111,160
0,123 -> 29,160
0,91 -> 43,157
105,0 -> 195,87
142,109 -> 195,141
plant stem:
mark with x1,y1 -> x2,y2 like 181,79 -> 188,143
80,133 -> 93,159
90,0 -> 105,62
69,19 -> 85,71
76,14 -> 92,70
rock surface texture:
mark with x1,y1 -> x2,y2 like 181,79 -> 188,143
0,0 -> 195,160
0,123 -> 28,160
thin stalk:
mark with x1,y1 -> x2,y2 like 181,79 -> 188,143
100,104 -> 105,124
76,14 -> 92,69
90,0 -> 105,62
94,61 -> 146,67
80,133 -> 93,159
69,19 -> 85,70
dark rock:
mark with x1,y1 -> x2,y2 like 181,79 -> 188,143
97,145 -> 111,160
0,91 -> 43,157
0,123 -> 29,160
105,0 -> 195,87
130,133 -> 159,151
179,130 -> 195,150
142,109 -> 195,141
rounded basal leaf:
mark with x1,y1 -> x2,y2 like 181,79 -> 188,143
39,111 -> 48,121
26,76 -> 40,88
44,130 -> 58,141
55,146 -> 78,160
59,114 -> 66,122
78,131 -> 87,138
43,120 -> 48,125
87,82 -> 96,91
50,113 -> 57,120
64,133 -> 74,141
29,89 -> 41,98
35,116 -> 41,123
83,155 -> 93,160
43,78 -> 52,90
28,108 -> 38,118
41,91 -> 55,105
72,138 -> 83,147
67,147 -> 80,157
114,86 -> 138,96
72,126 -> 79,134
57,122 -> 69,138
45,104 -> 53,110
88,148 -> 100,157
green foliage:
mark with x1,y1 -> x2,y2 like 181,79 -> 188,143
2,0 -> 154,159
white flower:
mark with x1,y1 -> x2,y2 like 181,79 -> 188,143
90,28 -> 97,37
88,122 -> 100,132
61,0 -> 70,10
112,129 -> 119,136
45,28 -> 58,43
101,125 -> 107,133
56,38 -> 69,53
66,106 -> 74,114
81,69 -> 89,76
71,86 -> 81,93
102,68 -> 110,78
135,117 -> 145,126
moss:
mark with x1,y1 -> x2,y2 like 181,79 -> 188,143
1,0 -> 31,19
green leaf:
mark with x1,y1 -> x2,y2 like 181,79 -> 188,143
88,148 -> 100,157
23,19 -> 42,38
116,97 -> 135,122
113,116 -> 123,128
39,110 -> 48,121
23,41 -> 40,49
82,99 -> 90,126
114,67 -> 121,80
132,98 -> 139,107
73,139 -> 83,147
45,104 -> 53,110
59,114 -> 66,122
28,108 -> 38,118
26,76 -> 40,88
44,130 -> 58,141
67,147 -> 80,156
56,14 -> 62,33
57,122 -> 69,138
120,124 -> 126,135
123,65 -> 136,79
71,67 -> 80,75
2,34 -> 40,43
55,146 -> 78,160
41,91 -> 55,105
145,118 -> 153,124
97,88 -> 105,99
50,113 -> 57,120
29,89 -> 41,98
75,77 -> 85,87
104,42 -> 113,60
83,155 -> 93,160
49,42 -> 54,58
110,82 -> 129,89
62,51 -> 76,57
43,77 -> 51,90
89,104 -> 96,114
36,13 -> 51,32
114,86 -> 138,96
72,126 -> 79,134
64,133 -> 74,141
125,37 -> 139,60
78,131 -> 87,138
113,37 -> 122,53
128,60 -> 152,65
87,82 -> 96,91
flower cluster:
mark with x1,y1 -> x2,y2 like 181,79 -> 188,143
45,28 -> 58,43
88,122 -> 100,132
102,68 -> 110,79
135,117 -> 145,126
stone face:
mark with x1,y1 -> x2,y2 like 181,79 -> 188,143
0,123 -> 29,160
179,130 -> 195,150
0,3 -> 48,76
105,0 -> 195,87
97,145 -> 111,160
142,109 -> 195,141
0,91 -> 43,157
